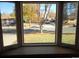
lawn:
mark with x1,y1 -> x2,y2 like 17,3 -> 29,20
23,23 -> 75,44
62,34 -> 75,44
24,33 -> 55,43
24,33 -> 75,44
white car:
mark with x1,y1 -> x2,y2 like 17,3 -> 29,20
30,22 -> 55,31
42,23 -> 55,31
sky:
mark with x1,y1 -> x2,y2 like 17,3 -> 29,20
0,2 -> 76,15
0,2 -> 15,14
0,2 -> 74,15
40,4 -> 56,13
0,2 -> 56,14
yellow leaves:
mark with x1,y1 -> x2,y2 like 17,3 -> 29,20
23,4 -> 38,22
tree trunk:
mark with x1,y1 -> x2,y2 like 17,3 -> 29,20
29,20 -> 31,28
40,4 -> 51,33
40,24 -> 43,33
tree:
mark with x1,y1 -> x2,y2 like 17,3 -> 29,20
63,2 -> 78,24
40,4 -> 51,33
23,4 -> 31,27
23,4 -> 52,33
10,8 -> 15,19
68,2 -> 78,20
23,4 -> 38,27
10,13 -> 15,18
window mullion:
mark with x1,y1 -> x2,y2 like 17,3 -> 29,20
0,11 -> 3,52
75,2 -> 79,49
55,2 -> 64,46
15,2 -> 24,47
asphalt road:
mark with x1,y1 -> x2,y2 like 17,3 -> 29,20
2,24 -> 76,33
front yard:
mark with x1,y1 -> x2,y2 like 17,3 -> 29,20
3,23 -> 76,46
24,33 -> 75,44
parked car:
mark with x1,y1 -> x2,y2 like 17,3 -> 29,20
28,19 -> 55,31
3,20 -> 16,26
9,20 -> 16,26
42,22 -> 55,31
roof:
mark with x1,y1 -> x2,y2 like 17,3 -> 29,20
1,14 -> 15,20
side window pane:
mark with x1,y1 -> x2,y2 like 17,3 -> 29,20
0,2 -> 17,46
62,2 -> 78,44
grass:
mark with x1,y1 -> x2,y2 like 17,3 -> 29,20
62,34 -> 75,44
24,33 -> 55,43
23,23 -> 75,44
24,33 -> 75,44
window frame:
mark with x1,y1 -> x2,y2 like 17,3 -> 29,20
60,2 -> 78,49
0,1 -> 79,53
0,1 -> 21,52
75,2 -> 79,49
22,2 -> 58,45
0,6 -> 3,53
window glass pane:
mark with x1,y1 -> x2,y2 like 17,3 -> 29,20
23,3 -> 56,43
0,2 -> 17,46
62,2 -> 78,44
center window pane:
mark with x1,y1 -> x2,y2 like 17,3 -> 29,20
23,3 -> 56,43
